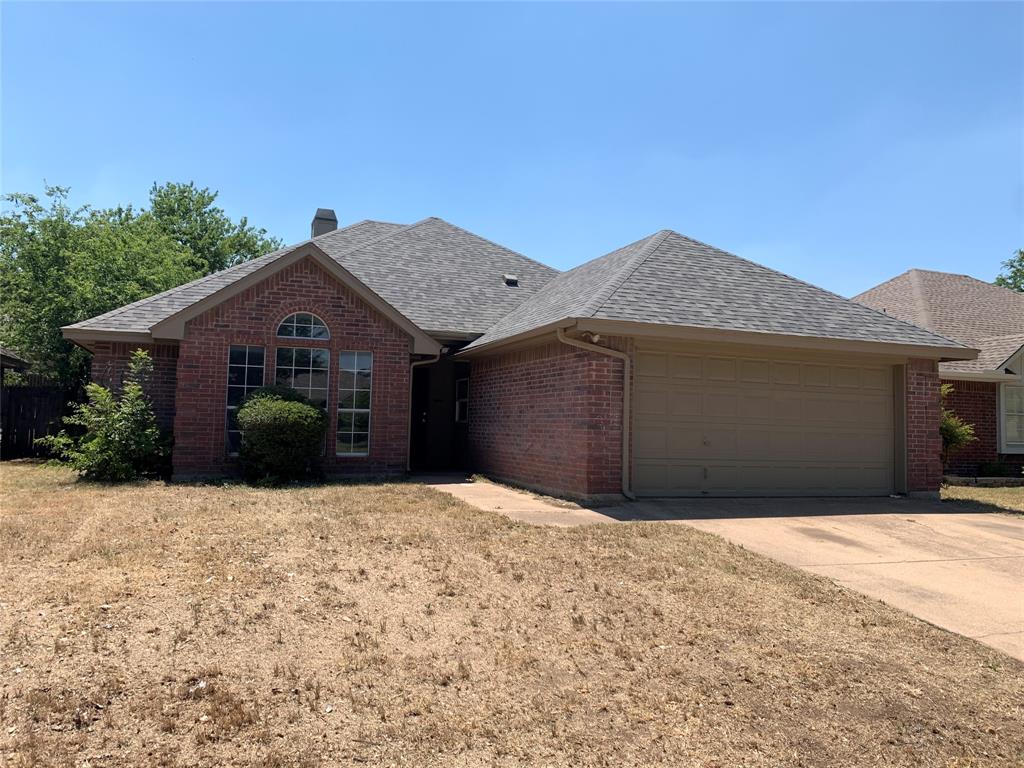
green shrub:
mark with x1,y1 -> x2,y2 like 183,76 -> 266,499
36,349 -> 168,481
939,384 -> 977,469
236,388 -> 327,484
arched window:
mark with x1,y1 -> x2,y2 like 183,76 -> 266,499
277,312 -> 329,340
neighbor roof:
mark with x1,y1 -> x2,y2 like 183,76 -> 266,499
466,230 -> 969,353
853,269 -> 1024,373
66,218 -> 556,339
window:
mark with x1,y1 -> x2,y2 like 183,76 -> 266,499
455,377 -> 469,423
225,345 -> 265,454
1002,384 -> 1024,453
277,312 -> 330,340
337,352 -> 372,455
276,347 -> 329,409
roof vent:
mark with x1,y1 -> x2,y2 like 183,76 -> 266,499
311,208 -> 338,238
503,273 -> 519,287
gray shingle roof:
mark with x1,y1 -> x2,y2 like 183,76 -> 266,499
853,269 -> 1024,372
67,218 -> 556,338
467,230 -> 969,352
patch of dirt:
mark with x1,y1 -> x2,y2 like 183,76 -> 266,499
2,462 -> 1022,767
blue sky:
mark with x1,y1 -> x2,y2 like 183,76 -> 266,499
2,2 -> 1021,297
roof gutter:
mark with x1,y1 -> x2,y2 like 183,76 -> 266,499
939,370 -> 1020,383
556,327 -> 635,501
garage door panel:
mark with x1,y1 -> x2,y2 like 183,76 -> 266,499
634,346 -> 895,497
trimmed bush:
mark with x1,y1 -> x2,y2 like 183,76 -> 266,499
236,388 -> 327,483
36,349 -> 169,481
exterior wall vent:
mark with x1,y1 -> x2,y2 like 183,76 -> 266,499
503,274 -> 519,287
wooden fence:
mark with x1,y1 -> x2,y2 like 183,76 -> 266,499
0,385 -> 72,459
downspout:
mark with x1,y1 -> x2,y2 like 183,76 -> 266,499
407,351 -> 442,471
556,327 -> 636,500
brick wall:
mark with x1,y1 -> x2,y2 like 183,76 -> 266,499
171,256 -> 413,478
944,379 -> 1024,476
468,339 -> 624,497
905,358 -> 942,493
88,342 -> 179,430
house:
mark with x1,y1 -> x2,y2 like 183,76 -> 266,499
854,270 -> 1024,476
63,212 -> 974,498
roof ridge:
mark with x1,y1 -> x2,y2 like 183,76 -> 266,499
583,230 -> 673,318
427,218 -> 559,275
668,232 -> 969,349
850,269 -> 913,301
319,217 -> 438,265
908,269 -> 935,332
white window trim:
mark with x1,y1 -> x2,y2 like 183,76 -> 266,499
276,311 -> 330,340
225,344 -> 265,456
998,347 -> 1024,454
999,382 -> 1024,454
337,351 -> 372,457
274,346 -> 331,409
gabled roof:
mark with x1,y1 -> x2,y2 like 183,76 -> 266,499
466,230 -> 970,354
65,217 -> 556,341
853,269 -> 1024,373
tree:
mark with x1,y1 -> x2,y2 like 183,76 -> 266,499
148,182 -> 281,274
995,248 -> 1024,292
0,183 -> 280,386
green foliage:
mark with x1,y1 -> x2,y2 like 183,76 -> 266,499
236,388 -> 327,484
149,182 -> 281,274
0,183 -> 280,386
939,384 -> 977,468
37,350 -> 168,481
995,248 -> 1024,293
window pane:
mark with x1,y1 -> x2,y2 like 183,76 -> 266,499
353,413 -> 370,432
338,391 -> 355,410
277,347 -> 293,367
228,365 -> 246,386
310,371 -> 328,389
1008,414 -> 1024,443
229,346 -> 248,365
227,431 -> 242,454
356,352 -> 373,372
226,409 -> 239,430
246,367 -> 264,387
227,386 -> 246,406
309,390 -> 328,409
340,352 -> 357,371
295,324 -> 312,338
356,371 -> 371,390
293,371 -> 312,390
456,379 -> 469,399
1006,386 -> 1024,414
351,434 -> 369,454
294,348 -> 311,368
312,325 -> 329,339
247,347 -> 264,366
278,323 -> 295,337
337,412 -> 353,432
296,312 -> 313,326
310,349 -> 329,369
353,390 -> 370,409
276,370 -> 293,387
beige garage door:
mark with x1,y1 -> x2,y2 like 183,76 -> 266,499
634,344 -> 895,496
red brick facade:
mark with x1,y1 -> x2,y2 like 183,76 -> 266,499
905,358 -> 942,493
944,379 -> 1024,476
88,342 -> 179,430
168,257 -> 414,478
468,339 -> 624,497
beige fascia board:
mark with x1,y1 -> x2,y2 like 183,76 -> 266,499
62,328 -> 157,345
454,320 -> 577,357
147,243 -> 440,355
939,370 -> 1019,383
574,318 -> 977,361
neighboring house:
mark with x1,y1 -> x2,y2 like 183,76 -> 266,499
64,212 -> 973,498
854,270 -> 1024,476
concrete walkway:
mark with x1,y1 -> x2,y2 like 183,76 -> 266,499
423,475 -> 1024,662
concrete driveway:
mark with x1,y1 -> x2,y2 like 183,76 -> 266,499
425,478 -> 1024,661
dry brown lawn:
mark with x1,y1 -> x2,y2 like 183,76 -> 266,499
1,462 -> 1022,768
942,485 -> 1024,514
